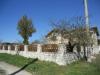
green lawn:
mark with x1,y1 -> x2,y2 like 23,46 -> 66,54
0,53 -> 100,75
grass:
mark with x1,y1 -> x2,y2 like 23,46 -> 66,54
0,53 -> 100,75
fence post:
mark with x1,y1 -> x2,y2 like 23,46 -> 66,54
15,45 -> 18,54
37,44 -> 42,53
56,44 -> 66,65
8,45 -> 11,53
58,44 -> 66,54
15,45 -> 18,51
37,44 -> 42,59
2,45 -> 5,53
24,45 -> 28,52
3,45 -> 5,50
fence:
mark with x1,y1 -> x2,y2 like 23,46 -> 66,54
11,45 -> 15,50
0,44 -> 86,65
42,44 -> 58,52
18,45 -> 24,51
0,45 -> 3,50
28,44 -> 37,52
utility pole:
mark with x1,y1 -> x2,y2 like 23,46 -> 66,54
84,0 -> 89,29
84,0 -> 90,42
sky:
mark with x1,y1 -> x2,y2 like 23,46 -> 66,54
0,0 -> 100,43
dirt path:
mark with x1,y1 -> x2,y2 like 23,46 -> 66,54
0,62 -> 32,75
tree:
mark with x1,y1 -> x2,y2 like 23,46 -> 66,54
17,15 -> 36,45
50,19 -> 77,52
72,17 -> 93,60
50,17 -> 93,60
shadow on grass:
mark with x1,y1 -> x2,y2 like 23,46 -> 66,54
9,58 -> 38,75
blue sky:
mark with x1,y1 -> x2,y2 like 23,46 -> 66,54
0,0 -> 100,43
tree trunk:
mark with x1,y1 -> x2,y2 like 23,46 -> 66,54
23,37 -> 29,45
83,45 -> 87,61
76,45 -> 81,59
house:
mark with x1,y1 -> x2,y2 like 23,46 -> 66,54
45,27 -> 99,46
90,27 -> 99,46
46,29 -> 69,44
